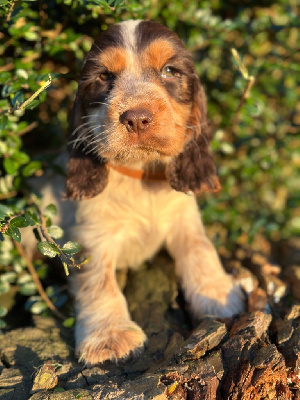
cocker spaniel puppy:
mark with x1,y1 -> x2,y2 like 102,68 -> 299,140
66,20 -> 245,365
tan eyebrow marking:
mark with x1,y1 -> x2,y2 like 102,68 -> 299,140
99,47 -> 128,74
140,39 -> 177,70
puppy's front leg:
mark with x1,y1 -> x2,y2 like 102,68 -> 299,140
166,198 -> 245,319
74,254 -> 146,365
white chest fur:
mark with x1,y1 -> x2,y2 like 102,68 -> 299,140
74,169 -> 197,269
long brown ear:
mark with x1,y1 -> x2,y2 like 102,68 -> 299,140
166,76 -> 221,196
66,94 -> 109,200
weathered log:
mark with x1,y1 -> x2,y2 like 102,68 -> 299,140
0,252 -> 299,399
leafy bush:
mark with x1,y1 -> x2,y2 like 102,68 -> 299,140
0,0 -> 299,325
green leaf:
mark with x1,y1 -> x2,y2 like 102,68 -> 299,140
0,306 -> 8,318
0,204 -> 14,220
24,211 -> 38,226
26,99 -> 40,109
16,69 -> 29,80
10,216 -> 29,228
47,225 -> 64,239
61,241 -> 82,256
3,157 -> 19,175
31,301 -> 47,314
0,281 -> 10,295
26,209 -> 40,224
0,115 -> 8,130
45,285 -> 57,298
63,317 -> 75,328
0,271 -> 17,283
37,241 -> 60,258
12,151 -> 30,165
17,273 -> 32,285
6,226 -> 21,242
36,263 -> 49,279
45,216 -> 52,228
22,161 -> 42,177
246,105 -> 259,116
1,85 -> 14,98
11,91 -> 24,107
44,204 -> 57,217
19,281 -> 37,296
0,319 -> 7,329
0,71 -> 11,84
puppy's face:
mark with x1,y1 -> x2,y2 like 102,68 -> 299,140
72,20 -> 197,163
67,20 -> 219,200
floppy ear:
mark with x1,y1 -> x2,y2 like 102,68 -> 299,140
166,75 -> 221,196
66,94 -> 109,200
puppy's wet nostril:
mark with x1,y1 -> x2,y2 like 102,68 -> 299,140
120,108 -> 153,133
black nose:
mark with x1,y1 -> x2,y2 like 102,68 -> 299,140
120,108 -> 153,133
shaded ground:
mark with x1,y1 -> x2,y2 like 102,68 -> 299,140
0,238 -> 300,399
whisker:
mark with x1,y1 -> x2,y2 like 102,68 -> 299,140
69,134 -> 94,149
69,131 -> 92,146
89,101 -> 109,106
83,128 -> 114,155
84,125 -> 104,135
81,115 -> 102,120
92,44 -> 101,53
70,121 -> 97,137
71,131 -> 108,150
69,122 -> 107,148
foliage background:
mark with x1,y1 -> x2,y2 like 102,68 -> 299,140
0,0 -> 299,326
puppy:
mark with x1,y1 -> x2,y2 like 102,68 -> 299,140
65,20 -> 245,365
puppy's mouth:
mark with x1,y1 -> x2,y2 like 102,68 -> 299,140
127,143 -> 169,157
107,142 -> 166,161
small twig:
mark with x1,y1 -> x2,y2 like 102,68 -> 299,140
0,54 -> 40,73
6,0 -> 16,22
20,75 -> 52,111
27,202 -> 83,276
15,121 -> 38,136
232,76 -> 255,126
231,48 -> 255,126
0,74 -> 52,116
0,190 -> 17,200
14,240 -> 65,320
36,207 -> 72,276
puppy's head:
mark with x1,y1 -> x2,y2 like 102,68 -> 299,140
67,20 -> 220,200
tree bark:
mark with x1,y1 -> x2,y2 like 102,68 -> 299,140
0,251 -> 299,399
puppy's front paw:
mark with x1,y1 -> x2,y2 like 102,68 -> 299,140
77,321 -> 147,365
188,277 -> 246,319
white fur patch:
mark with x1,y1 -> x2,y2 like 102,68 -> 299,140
118,20 -> 141,51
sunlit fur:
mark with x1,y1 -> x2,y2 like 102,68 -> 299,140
64,20 -> 246,365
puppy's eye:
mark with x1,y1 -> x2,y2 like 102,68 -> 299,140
161,66 -> 179,79
99,72 -> 113,81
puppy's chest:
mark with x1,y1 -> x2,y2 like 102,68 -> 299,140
77,182 -> 174,267
106,189 -> 168,268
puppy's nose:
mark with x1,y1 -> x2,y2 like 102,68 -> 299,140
120,108 -> 153,133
